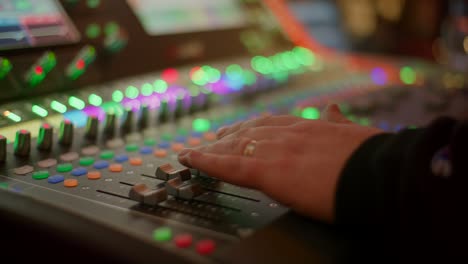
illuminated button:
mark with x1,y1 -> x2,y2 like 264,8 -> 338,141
48,175 -> 65,184
188,138 -> 201,147
37,158 -> 57,168
157,141 -> 170,149
81,145 -> 99,155
125,144 -> 139,152
114,154 -> 129,163
79,157 -> 95,166
100,150 -> 115,159
171,143 -> 184,153
14,165 -> 34,175
177,128 -> 189,136
60,152 -> 79,162
109,164 -> 123,172
196,239 -> 216,255
154,149 -> 167,158
191,132 -> 203,138
64,179 -> 78,188
57,163 -> 73,173
144,138 -> 156,146
129,157 -> 142,166
153,227 -> 172,242
139,146 -> 153,155
204,132 -> 216,141
87,171 -> 101,180
174,234 -> 193,248
93,160 -> 109,169
174,136 -> 186,143
71,167 -> 88,176
161,133 -> 172,141
32,171 -> 49,180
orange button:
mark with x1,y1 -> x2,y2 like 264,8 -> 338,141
109,163 -> 123,172
64,179 -> 78,188
154,149 -> 167,158
171,143 -> 185,153
129,157 -> 143,166
188,137 -> 201,147
87,171 -> 101,180
203,132 -> 216,141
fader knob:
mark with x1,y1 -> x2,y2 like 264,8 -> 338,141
121,108 -> 134,134
58,120 -> 74,146
14,129 -> 31,156
37,123 -> 53,151
85,116 -> 99,140
104,112 -> 116,137
0,135 -> 6,162
138,105 -> 149,130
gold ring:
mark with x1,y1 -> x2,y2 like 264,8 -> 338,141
243,140 -> 257,157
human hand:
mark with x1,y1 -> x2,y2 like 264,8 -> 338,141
178,104 -> 382,223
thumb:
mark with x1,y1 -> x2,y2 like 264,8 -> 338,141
321,103 -> 353,124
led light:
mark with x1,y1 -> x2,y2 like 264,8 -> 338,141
32,105 -> 48,117
192,118 -> 211,132
226,64 -> 243,80
251,56 -> 274,75
86,23 -> 100,39
371,67 -> 387,85
161,68 -> 179,83
153,79 -> 168,93
3,111 -> 21,122
141,83 -> 153,96
68,96 -> 86,110
292,47 -> 316,66
105,21 -> 119,36
88,93 -> 103,106
400,66 -> 416,85
34,66 -> 43,75
112,90 -> 124,102
125,86 -> 139,99
301,107 -> 320,119
51,100 -> 67,113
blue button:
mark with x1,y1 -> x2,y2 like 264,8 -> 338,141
174,136 -> 186,143
115,154 -> 129,163
191,132 -> 203,138
48,175 -> 65,184
139,146 -> 153,155
93,160 -> 109,169
158,141 -> 170,149
71,167 -> 88,176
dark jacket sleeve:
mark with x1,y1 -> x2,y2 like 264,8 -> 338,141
334,117 -> 468,261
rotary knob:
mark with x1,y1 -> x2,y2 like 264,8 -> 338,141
14,129 -> 31,156
85,116 -> 99,140
37,123 -> 53,151
58,120 -> 74,146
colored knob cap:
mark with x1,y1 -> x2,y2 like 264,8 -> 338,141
37,123 -> 53,151
14,129 -> 31,156
85,115 -> 99,140
0,135 -> 6,162
58,120 -> 74,146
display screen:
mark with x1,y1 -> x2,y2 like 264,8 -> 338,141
0,0 -> 79,50
127,0 -> 247,36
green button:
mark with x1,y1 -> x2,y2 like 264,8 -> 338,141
144,138 -> 156,146
125,144 -> 139,152
153,227 -> 172,242
32,171 -> 49,180
161,133 -> 172,141
0,182 -> 8,189
79,157 -> 95,166
57,163 -> 73,173
177,128 -> 189,136
100,150 -> 115,159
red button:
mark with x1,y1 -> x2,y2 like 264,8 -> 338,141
174,234 -> 193,248
196,239 -> 216,255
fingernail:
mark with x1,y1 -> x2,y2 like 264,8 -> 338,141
216,126 -> 229,138
178,148 -> 191,157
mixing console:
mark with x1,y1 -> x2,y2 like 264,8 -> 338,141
0,0 -> 467,263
